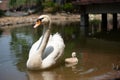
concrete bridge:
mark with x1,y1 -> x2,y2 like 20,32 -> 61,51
73,0 -> 120,34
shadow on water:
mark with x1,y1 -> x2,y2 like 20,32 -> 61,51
0,22 -> 120,80
90,29 -> 120,42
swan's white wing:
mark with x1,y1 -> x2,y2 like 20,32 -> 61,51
42,46 -> 54,60
51,33 -> 65,60
42,33 -> 65,67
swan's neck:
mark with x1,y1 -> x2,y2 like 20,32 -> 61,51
38,23 -> 51,55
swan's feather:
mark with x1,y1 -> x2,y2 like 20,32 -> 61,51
42,46 -> 54,60
41,33 -> 65,68
29,33 -> 65,61
43,33 -> 65,60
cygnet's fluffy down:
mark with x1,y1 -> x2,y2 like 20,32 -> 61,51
65,52 -> 78,64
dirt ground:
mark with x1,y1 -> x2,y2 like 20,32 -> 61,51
0,13 -> 80,27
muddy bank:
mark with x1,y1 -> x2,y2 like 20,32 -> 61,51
0,13 -> 80,27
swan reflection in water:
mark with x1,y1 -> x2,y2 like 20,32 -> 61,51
27,70 -> 62,80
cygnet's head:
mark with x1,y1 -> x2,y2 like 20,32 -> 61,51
34,15 -> 51,28
72,52 -> 76,58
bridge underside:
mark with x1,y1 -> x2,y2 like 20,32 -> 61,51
74,2 -> 120,34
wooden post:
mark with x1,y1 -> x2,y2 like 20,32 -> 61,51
101,13 -> 107,32
80,13 -> 89,36
80,5 -> 89,36
113,13 -> 117,31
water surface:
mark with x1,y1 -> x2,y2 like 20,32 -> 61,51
0,22 -> 120,80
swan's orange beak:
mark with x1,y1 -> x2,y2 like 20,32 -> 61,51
34,20 -> 41,28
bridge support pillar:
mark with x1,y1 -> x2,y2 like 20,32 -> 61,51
101,13 -> 107,32
80,13 -> 89,36
113,13 -> 118,31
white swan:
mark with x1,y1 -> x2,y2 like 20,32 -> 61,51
65,52 -> 78,64
26,15 -> 65,70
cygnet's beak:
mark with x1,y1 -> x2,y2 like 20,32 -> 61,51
33,20 -> 41,28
